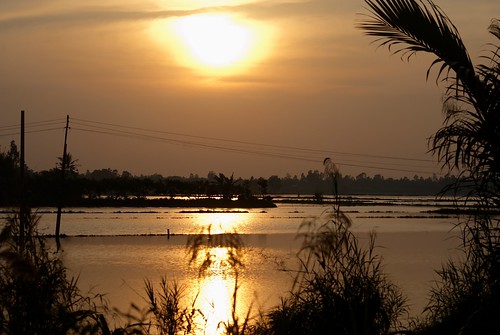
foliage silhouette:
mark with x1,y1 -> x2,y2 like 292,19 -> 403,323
263,158 -> 408,335
213,173 -> 242,201
0,210 -> 110,334
359,1 -> 499,333
57,152 -> 80,177
0,141 -> 21,206
144,278 -> 201,335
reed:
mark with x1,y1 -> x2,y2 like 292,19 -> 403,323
0,210 -> 109,334
262,159 -> 408,335
144,278 -> 201,335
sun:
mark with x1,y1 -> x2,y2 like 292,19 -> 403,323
150,14 -> 274,76
172,14 -> 253,67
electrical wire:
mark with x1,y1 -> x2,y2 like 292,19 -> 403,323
0,118 -> 67,137
70,118 -> 440,175
2,116 -> 442,175
0,118 -> 66,130
72,117 -> 435,163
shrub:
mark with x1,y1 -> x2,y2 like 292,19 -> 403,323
264,159 -> 408,335
265,213 -> 407,335
0,211 -> 107,334
415,214 -> 500,335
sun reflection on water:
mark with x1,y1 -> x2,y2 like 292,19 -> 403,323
187,219 -> 250,335
197,212 -> 249,234
197,270 -> 236,334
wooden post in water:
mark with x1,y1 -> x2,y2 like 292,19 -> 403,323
19,110 -> 26,250
55,115 -> 69,249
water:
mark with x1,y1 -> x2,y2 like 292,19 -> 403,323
31,195 -> 458,236
1,196 -> 464,333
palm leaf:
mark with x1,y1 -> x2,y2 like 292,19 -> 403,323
358,0 -> 475,86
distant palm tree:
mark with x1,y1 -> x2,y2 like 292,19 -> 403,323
57,152 -> 79,177
213,173 -> 241,201
359,0 -> 500,206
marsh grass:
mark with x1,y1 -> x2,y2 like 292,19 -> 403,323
0,210 -> 109,334
258,158 -> 408,335
144,278 -> 201,335
264,209 -> 408,335
415,214 -> 500,335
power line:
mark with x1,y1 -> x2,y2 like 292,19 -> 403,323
0,118 -> 66,137
70,119 -> 440,175
71,117 -> 436,163
0,118 -> 66,130
2,116 -> 441,175
71,126 -> 321,163
0,127 -> 66,137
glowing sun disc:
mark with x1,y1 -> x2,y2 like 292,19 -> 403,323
149,13 -> 275,78
173,14 -> 253,67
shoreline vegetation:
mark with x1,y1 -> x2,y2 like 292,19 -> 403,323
1,144 -> 463,209
49,196 -> 278,208
0,194 -> 489,214
1,193 -> 493,216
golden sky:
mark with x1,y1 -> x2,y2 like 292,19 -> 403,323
0,0 -> 498,178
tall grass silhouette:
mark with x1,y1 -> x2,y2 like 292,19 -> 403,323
0,211 -> 110,334
263,158 -> 408,335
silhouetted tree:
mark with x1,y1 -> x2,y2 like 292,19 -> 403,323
85,168 -> 120,180
268,175 -> 282,193
360,1 -> 500,333
57,152 -> 79,178
0,141 -> 21,206
213,173 -> 241,201
7,141 -> 20,168
257,177 -> 268,197
360,0 -> 500,205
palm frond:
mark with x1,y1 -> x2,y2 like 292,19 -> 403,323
489,19 -> 500,40
358,0 -> 475,85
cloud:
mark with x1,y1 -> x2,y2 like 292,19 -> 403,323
0,8 -> 191,30
234,0 -> 350,19
0,0 -> 347,31
0,7 -> 178,31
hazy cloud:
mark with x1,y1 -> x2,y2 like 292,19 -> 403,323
0,8 -> 194,30
0,0 -> 349,31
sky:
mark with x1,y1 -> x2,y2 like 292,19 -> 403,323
0,0 -> 498,179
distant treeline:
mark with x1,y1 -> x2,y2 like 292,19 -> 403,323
1,140 -> 457,207
1,139 -> 459,207
290,171 -> 454,195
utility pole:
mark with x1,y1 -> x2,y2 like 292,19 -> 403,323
55,115 -> 69,249
19,110 -> 26,249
